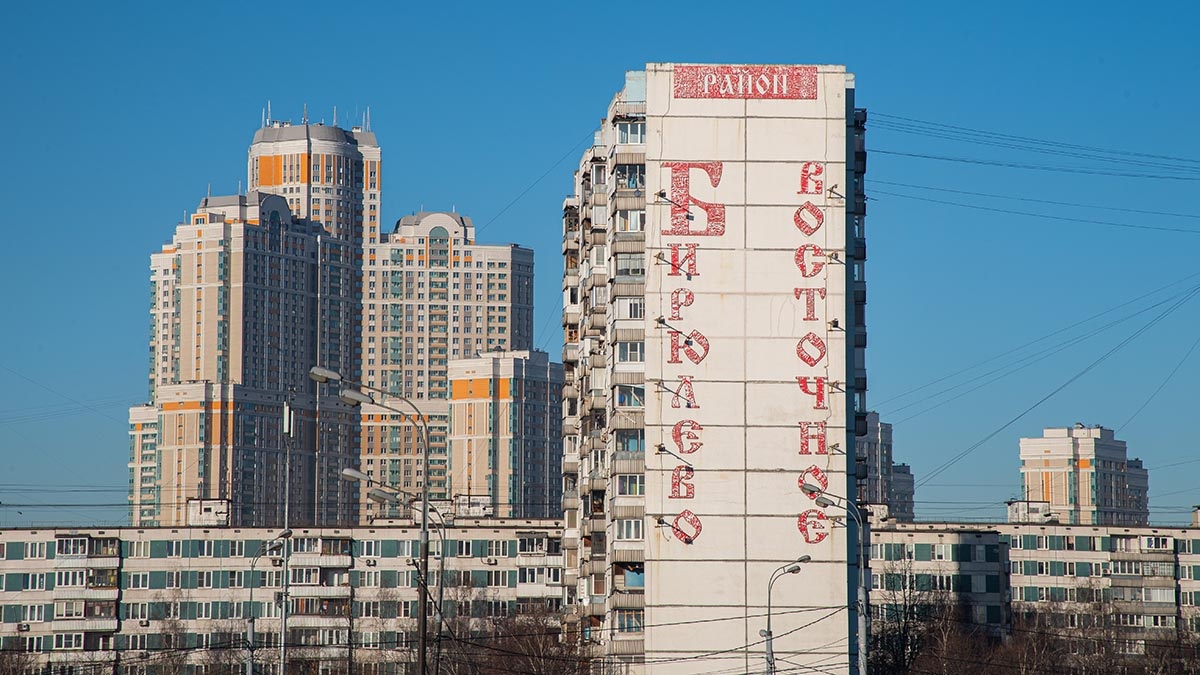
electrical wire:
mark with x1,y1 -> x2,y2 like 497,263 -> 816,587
916,283 -> 1200,488
870,149 -> 1200,181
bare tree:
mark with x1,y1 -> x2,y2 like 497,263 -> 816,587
0,646 -> 43,675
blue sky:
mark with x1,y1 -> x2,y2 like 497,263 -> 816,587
2,1 -> 1199,526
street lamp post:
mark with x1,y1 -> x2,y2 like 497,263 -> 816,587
246,530 -> 291,675
802,482 -> 869,675
339,467 -> 448,674
310,366 -> 433,675
760,556 -> 811,675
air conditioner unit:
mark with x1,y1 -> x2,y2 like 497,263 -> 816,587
485,557 -> 499,566
138,620 -> 151,627
364,559 -> 377,567
17,623 -> 30,632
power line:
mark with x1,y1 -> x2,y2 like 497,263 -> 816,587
916,284 -> 1200,488
871,188 -> 1200,234
475,130 -> 595,236
868,179 -> 1200,220
1117,330 -> 1200,432
870,149 -> 1200,181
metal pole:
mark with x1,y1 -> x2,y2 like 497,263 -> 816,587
246,555 -> 256,675
763,569 -> 780,675
280,538 -> 290,675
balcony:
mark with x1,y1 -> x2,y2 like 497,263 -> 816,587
610,590 -> 644,609
55,557 -> 120,570
289,554 -> 352,568
51,618 -> 118,632
52,588 -> 119,601
287,615 -> 351,629
290,585 -> 352,599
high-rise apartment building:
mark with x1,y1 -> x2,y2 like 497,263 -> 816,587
1019,424 -> 1149,526
561,65 -> 869,674
447,349 -> 564,518
890,463 -> 916,522
855,412 -> 915,522
248,119 -> 382,243
357,212 -> 535,522
129,192 -> 360,528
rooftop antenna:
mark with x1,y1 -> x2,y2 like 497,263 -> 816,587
366,106 -> 371,132
261,107 -> 266,128
303,103 -> 308,125
333,105 -> 337,127
237,180 -> 242,196
267,100 -> 272,125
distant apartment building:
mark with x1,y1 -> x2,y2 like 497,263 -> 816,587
357,212 -> 535,522
871,519 -> 1200,653
1019,425 -> 1149,526
890,463 -> 915,523
447,350 -> 563,519
247,119 -> 382,244
855,412 -> 914,522
0,519 -> 564,674
129,192 -> 360,528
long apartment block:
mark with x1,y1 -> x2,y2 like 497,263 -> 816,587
0,521 -> 563,673
870,519 -> 1200,651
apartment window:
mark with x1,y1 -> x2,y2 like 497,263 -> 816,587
487,540 -> 507,557
615,519 -> 644,541
518,537 -> 545,554
198,571 -> 214,588
614,253 -> 645,277
616,297 -> 645,320
614,209 -> 646,232
615,430 -> 645,454
615,609 -> 644,633
166,571 -> 181,589
22,574 -> 46,590
56,570 -> 86,587
487,571 -> 507,587
616,475 -> 645,496
616,341 -> 645,363
129,572 -> 150,589
617,122 -> 646,145
615,385 -> 644,408
23,605 -> 47,622
197,540 -> 214,557
614,164 -> 645,190
54,602 -> 83,620
1144,536 -> 1171,550
167,540 -> 182,558
24,542 -> 47,559
54,634 -> 83,650
230,540 -> 246,557
129,541 -> 150,558
57,538 -> 88,557
362,540 -> 381,557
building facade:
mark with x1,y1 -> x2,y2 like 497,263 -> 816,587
1019,425 -> 1149,526
871,519 -> 1200,655
356,212 -> 535,523
129,193 -> 360,528
0,520 -> 564,675
447,350 -> 564,519
561,64 -> 869,674
889,463 -> 915,523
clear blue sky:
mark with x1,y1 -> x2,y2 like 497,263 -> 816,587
3,1 -> 1199,526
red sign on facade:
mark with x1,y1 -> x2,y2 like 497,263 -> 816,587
673,65 -> 818,100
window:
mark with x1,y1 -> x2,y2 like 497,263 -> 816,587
54,634 -> 83,650
487,540 -> 507,557
616,297 -> 645,320
293,537 -> 318,553
616,341 -> 645,363
53,602 -> 82,619
129,541 -> 150,558
617,122 -> 646,144
615,609 -> 644,633
197,540 -> 214,557
198,571 -> 214,588
23,605 -> 47,622
615,519 -> 643,541
57,538 -> 88,557
614,253 -> 645,277
456,540 -> 472,558
129,572 -> 150,589
519,537 -> 545,554
167,540 -> 182,558
615,430 -> 644,454
1144,536 -> 1171,551
614,164 -> 645,190
22,574 -> 46,590
616,475 -> 645,496
24,542 -> 47,559
933,544 -> 949,561
614,209 -> 646,232
362,540 -> 381,557
126,603 -> 149,620
615,385 -> 644,408
230,540 -> 245,557
291,568 -> 320,586
487,571 -> 507,587
23,636 -> 44,653
166,571 -> 181,589
56,570 -> 86,587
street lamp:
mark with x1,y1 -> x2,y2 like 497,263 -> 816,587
760,555 -> 811,675
246,529 -> 290,675
313,365 -> 433,675
802,482 -> 869,675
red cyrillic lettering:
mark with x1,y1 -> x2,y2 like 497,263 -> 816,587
670,288 -> 695,320
670,466 -> 695,499
793,201 -> 824,236
799,465 -> 829,498
671,376 -> 699,409
667,244 -> 700,278
798,421 -> 827,455
797,509 -> 830,544
795,332 -> 827,367
672,420 -> 704,455
796,377 -> 828,410
798,162 -> 824,195
794,244 -> 825,278
672,510 -> 703,544
793,288 -> 826,321
668,330 -> 710,365
661,162 -> 726,236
